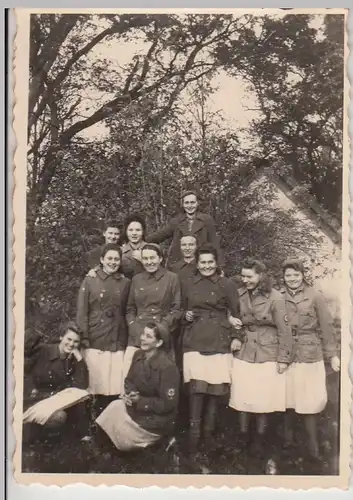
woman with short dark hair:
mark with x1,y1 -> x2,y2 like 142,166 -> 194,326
76,243 -> 130,413
281,258 -> 340,458
124,243 -> 181,378
182,244 -> 241,451
229,258 -> 292,460
96,322 -> 180,451
23,322 -> 90,440
120,214 -> 147,279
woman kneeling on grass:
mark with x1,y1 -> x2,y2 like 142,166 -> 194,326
96,322 -> 180,452
23,322 -> 90,442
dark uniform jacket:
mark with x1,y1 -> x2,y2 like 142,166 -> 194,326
281,284 -> 337,363
146,211 -> 222,267
124,349 -> 180,435
24,343 -> 89,403
76,270 -> 130,351
120,242 -> 146,279
126,267 -> 181,347
235,286 -> 292,364
182,272 -> 241,355
169,258 -> 197,303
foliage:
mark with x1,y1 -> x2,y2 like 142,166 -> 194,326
25,13 -> 343,340
216,14 -> 344,216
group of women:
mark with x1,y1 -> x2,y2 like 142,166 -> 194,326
23,202 -> 340,470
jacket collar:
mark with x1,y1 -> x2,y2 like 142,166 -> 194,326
193,271 -> 220,284
179,211 -> 205,233
97,268 -> 124,281
143,267 -> 166,281
48,344 -> 63,361
121,241 -> 146,254
238,286 -> 271,299
134,348 -> 168,369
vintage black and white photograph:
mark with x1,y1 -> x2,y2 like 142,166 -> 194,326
12,8 -> 350,488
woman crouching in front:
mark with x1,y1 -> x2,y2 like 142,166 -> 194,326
96,322 -> 180,452
229,259 -> 292,468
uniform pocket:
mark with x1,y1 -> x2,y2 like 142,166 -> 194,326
295,335 -> 322,362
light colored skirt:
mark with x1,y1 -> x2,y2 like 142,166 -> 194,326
23,388 -> 89,426
229,358 -> 286,413
286,361 -> 327,414
83,348 -> 124,396
96,399 -> 160,451
183,352 -> 232,385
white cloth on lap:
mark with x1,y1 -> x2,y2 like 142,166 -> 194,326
23,388 -> 90,425
96,399 -> 160,451
83,348 -> 124,396
229,358 -> 286,413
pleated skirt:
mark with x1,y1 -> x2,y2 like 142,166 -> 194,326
229,358 -> 286,413
286,360 -> 327,414
96,399 -> 160,451
83,348 -> 124,396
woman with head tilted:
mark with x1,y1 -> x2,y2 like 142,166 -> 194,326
281,259 -> 340,458
124,243 -> 181,378
76,243 -> 130,413
96,322 -> 179,451
23,322 -> 90,440
182,244 -> 242,451
229,259 -> 292,464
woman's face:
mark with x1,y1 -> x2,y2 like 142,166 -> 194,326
197,252 -> 217,277
241,268 -> 261,290
127,221 -> 143,245
284,268 -> 304,290
140,327 -> 162,352
100,250 -> 121,274
142,249 -> 162,274
59,329 -> 80,356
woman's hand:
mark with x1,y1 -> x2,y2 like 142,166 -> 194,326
231,339 -> 242,352
229,316 -> 243,330
87,268 -> 97,278
277,362 -> 288,374
185,310 -> 194,322
30,388 -> 39,399
71,349 -> 83,362
132,250 -> 142,262
123,391 -> 140,406
330,356 -> 340,372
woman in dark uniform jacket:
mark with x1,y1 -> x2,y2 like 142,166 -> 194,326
76,243 -> 130,411
281,259 -> 340,458
96,322 -> 180,451
182,245 -> 241,451
124,243 -> 181,378
23,323 -> 89,440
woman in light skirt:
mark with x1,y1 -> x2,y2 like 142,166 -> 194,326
281,258 -> 340,458
76,243 -> 130,414
229,259 -> 292,459
96,322 -> 179,452
182,244 -> 242,452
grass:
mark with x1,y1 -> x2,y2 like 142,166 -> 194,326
22,371 -> 340,476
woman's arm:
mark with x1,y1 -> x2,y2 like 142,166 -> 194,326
271,295 -> 293,364
314,290 -> 338,360
145,220 -> 175,244
161,274 -> 181,333
76,278 -> 90,348
71,357 -> 89,390
225,279 -> 243,340
126,278 -> 137,326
